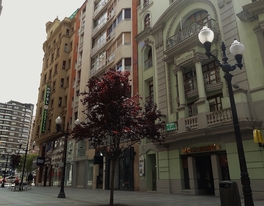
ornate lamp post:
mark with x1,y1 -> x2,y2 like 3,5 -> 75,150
18,139 -> 36,191
1,149 -> 12,188
55,116 -> 69,198
198,26 -> 254,206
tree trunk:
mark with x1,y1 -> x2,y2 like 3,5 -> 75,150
109,158 -> 117,206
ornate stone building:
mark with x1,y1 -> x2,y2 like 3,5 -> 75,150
136,0 -> 264,199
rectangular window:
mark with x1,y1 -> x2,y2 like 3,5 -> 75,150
56,47 -> 60,56
124,32 -> 131,44
60,78 -> 64,87
124,9 -> 131,19
125,58 -> 131,71
58,97 -> 62,107
68,58 -> 71,69
62,61 -> 66,69
64,44 -> 68,52
117,35 -> 122,47
53,81 -> 56,91
64,95 -> 67,106
54,64 -> 58,75
208,95 -> 222,112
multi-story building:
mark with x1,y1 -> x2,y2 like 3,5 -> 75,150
0,100 -> 34,176
136,0 -> 264,199
34,0 -> 140,191
69,0 -> 140,191
33,9 -> 80,186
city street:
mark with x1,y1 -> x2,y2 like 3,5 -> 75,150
0,186 -> 264,206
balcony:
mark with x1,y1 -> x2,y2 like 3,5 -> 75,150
137,0 -> 153,14
91,38 -> 107,56
164,108 -> 235,143
92,18 -> 107,37
90,59 -> 107,76
166,19 -> 217,50
93,0 -> 110,19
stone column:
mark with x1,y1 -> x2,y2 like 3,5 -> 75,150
194,60 -> 209,112
188,156 -> 198,195
174,66 -> 188,132
194,59 -> 209,129
211,154 -> 222,196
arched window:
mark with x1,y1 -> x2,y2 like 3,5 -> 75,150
144,47 -> 152,69
144,14 -> 150,28
182,10 -> 209,29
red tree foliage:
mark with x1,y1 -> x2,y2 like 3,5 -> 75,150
71,68 -> 165,205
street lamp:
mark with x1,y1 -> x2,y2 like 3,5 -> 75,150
55,116 -> 69,198
18,139 -> 36,191
1,149 -> 12,188
198,26 -> 254,206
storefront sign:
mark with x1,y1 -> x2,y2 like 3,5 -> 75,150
175,51 -> 194,65
182,144 -> 221,154
166,122 -> 176,132
40,85 -> 51,133
139,155 -> 145,176
36,157 -> 45,166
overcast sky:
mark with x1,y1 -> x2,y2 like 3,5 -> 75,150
0,0 -> 85,112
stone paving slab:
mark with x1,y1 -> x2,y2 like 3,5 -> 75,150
0,186 -> 263,206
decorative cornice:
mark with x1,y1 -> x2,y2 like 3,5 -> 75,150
237,0 -> 264,22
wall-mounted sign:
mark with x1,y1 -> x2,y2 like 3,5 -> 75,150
139,155 -> 145,176
36,157 -> 45,166
182,144 -> 221,154
40,85 -> 51,133
166,122 -> 177,132
175,51 -> 194,65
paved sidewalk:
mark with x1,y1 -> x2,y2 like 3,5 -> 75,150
0,186 -> 264,206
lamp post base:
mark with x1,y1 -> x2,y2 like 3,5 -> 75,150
58,192 -> 66,198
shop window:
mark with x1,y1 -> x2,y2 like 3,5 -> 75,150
219,155 -> 230,180
182,158 -> 190,189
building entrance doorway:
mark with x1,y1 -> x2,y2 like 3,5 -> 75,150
146,152 -> 156,191
195,155 -> 215,195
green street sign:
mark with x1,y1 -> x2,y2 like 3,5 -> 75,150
166,123 -> 176,132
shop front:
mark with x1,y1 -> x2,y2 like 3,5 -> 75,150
181,143 -> 229,196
